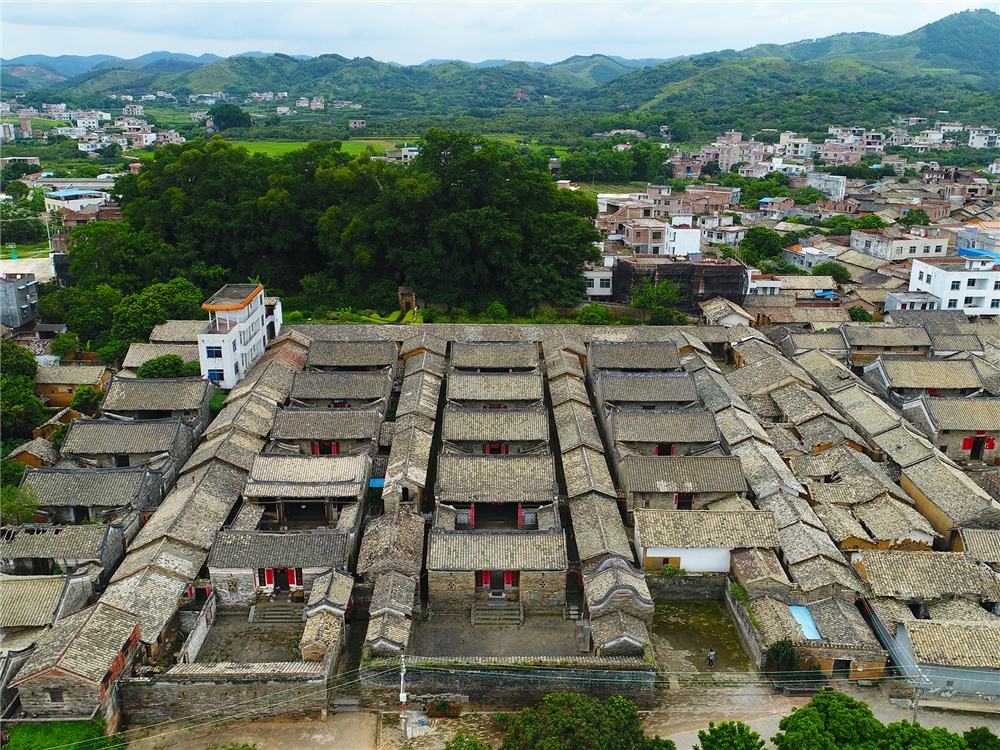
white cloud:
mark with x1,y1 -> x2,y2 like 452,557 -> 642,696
1,0 -> 995,63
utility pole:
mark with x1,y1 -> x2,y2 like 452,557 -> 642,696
399,654 -> 408,743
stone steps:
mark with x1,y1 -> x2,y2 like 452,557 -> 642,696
471,603 -> 524,626
252,604 -> 304,624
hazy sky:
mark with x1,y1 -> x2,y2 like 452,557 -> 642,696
2,0 -> 996,63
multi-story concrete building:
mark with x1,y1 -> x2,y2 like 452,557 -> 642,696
906,255 -> 1000,316
850,228 -> 948,261
0,272 -> 39,328
198,284 -> 282,389
968,127 -> 999,149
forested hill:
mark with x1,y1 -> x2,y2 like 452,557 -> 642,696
8,10 -> 999,135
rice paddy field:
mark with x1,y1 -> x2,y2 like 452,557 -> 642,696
229,139 -> 394,157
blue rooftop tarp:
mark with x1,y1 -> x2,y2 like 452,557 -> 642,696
788,605 -> 822,640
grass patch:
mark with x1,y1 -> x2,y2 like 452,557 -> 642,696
1,242 -> 50,260
230,139 -> 392,157
4,719 -> 124,750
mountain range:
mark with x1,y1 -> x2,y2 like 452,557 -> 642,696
3,10 -> 997,131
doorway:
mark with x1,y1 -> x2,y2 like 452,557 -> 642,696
971,436 -> 986,461
273,568 -> 289,592
676,493 -> 694,510
832,659 -> 852,679
490,571 -> 505,598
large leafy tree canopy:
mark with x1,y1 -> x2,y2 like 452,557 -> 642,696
114,131 -> 600,314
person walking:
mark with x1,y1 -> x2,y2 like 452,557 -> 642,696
707,648 -> 716,668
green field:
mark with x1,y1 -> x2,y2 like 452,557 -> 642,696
229,139 -> 393,157
1,242 -> 50,260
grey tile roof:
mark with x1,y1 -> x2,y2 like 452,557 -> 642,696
35,365 -> 108,386
784,333 -> 848,353
365,612 -> 411,653
99,566 -> 190,643
5,438 -> 59,465
225,358 -> 298,406
715,407 -> 770,447
176,457 -> 248,503
932,333 -> 984,354
853,494 -> 937,541
11,603 -> 139,685
561,446 -> 617,499
442,405 -> 549,444
306,568 -> 354,614
879,356 -> 984,390
383,424 -> 434,493
589,341 -> 681,371
813,503 -> 874,546
596,371 -> 699,406
777,521 -> 845,566
690,369 -> 747,414
245,453 -> 370,499
123,343 -> 200,370
130,478 -> 237,551
0,524 -> 116,560
786,555 -> 860,595
828,385 -> 901,437
750,597 -> 805,646
700,296 -> 752,324
397,370 -> 442,420
926,597 -> 999,623
769,384 -> 840,425
111,537 -> 207,583
553,401 -> 603,452
548,375 -> 591,408
634,509 -> 779,550
404,350 -> 447,378
208,530 -> 350,569
726,357 -> 813,397
619,456 -> 747,495
291,370 -> 392,402
446,371 -> 543,403
228,502 -> 264,531
730,440 -> 804,498
545,349 -> 586,381
102,377 -> 211,413
356,511 -> 426,577
732,338 -> 781,366
569,492 -> 633,562
731,547 -> 791,587
435,453 -> 557,504
182,428 -> 265,473
306,340 -> 398,369
756,490 -> 824,531
206,393 -> 278,440
149,319 -> 209,344
905,621 -> 1000,669
763,425 -> 805,456
809,597 -> 883,650
370,571 -> 417,617
590,610 -> 651,651
927,398 -> 1000,432
857,550 -> 992,600
796,416 -> 866,452
400,331 -> 449,358
271,408 -> 381,441
610,408 -> 718,445
583,556 -> 653,611
841,324 -> 931,348
0,575 -> 70,628
426,529 -> 567,571
902,455 -> 996,525
451,341 -> 539,370
959,528 -> 1000,564
61,418 -> 190,456
540,331 -> 588,357
22,466 -> 153,508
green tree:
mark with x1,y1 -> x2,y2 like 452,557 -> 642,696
70,385 -> 103,415
136,354 -> 187,379
790,186 -> 827,205
98,143 -> 123,158
965,727 -> 1000,750
49,332 -> 81,359
67,222 -> 182,294
446,732 -> 493,750
6,180 -> 29,201
848,306 -> 874,322
50,423 -> 70,449
208,103 -> 252,131
578,303 -> 613,325
1,483 -> 39,525
695,721 -> 765,750
480,301 -> 509,323
649,305 -> 686,325
500,693 -> 676,750
739,226 -> 783,266
632,277 -> 682,309
811,262 -> 851,284
1,459 -> 27,488
880,721 -> 967,749
1,374 -> 46,439
899,208 -> 931,229
772,690 -> 884,750
1,338 -> 38,378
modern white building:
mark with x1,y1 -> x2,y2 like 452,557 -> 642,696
665,216 -> 701,257
850,229 -> 948,261
968,127 -> 999,149
781,245 -> 838,272
198,284 -> 282,389
43,188 -> 109,213
906,255 -> 1000,315
583,259 -> 614,301
633,509 -> 778,572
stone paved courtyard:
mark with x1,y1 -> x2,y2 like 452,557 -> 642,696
195,613 -> 305,663
409,614 -> 582,657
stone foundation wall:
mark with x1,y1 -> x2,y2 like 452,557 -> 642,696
210,569 -> 257,608
428,571 -> 474,612
724,588 -> 765,671
15,676 -> 99,718
645,572 -> 727,600
361,656 -> 656,709
521,571 -> 566,611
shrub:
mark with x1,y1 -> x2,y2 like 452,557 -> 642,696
70,385 -> 102,415
450,307 -> 471,323
577,303 -> 613,325
480,301 -> 509,323
848,306 -> 874,322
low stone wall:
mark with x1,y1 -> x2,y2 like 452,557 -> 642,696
121,652 -> 336,727
177,594 -> 217,664
724,588 -> 765,671
361,655 -> 656,709
645,572 -> 728,600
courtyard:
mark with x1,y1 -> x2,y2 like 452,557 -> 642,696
650,600 -> 751,675
408,614 -> 582,658
195,611 -> 306,663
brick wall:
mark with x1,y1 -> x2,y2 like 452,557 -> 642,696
645,572 -> 728,600
16,675 -> 99,718
428,571 -> 474,612
520,571 -> 566,611
210,569 -> 257,608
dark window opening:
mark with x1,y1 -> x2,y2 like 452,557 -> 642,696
675,493 -> 693,510
655,443 -> 675,456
